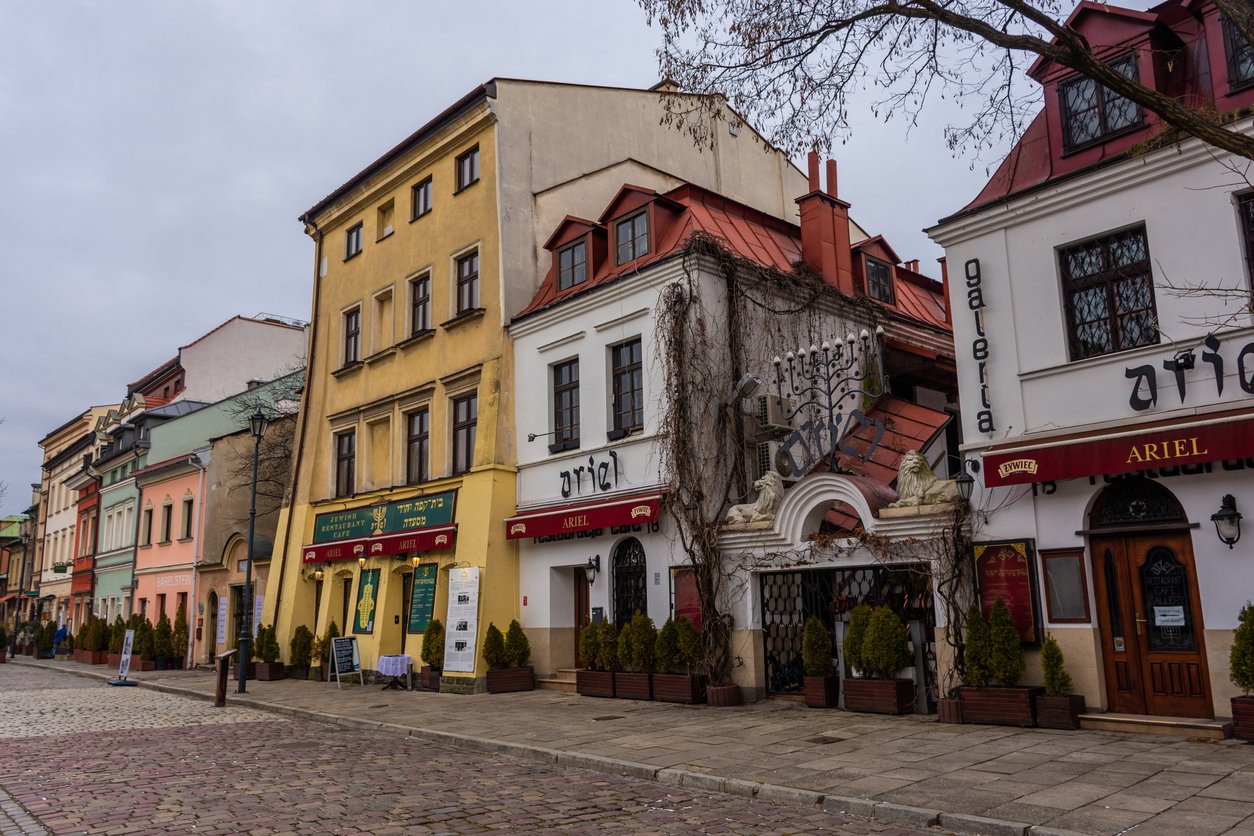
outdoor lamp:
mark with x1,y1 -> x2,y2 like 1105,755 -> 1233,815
249,410 -> 269,439
412,554 -> 422,569
585,554 -> 601,585
357,556 -> 367,569
313,568 -> 324,582
1212,494 -> 1242,549
955,469 -> 974,503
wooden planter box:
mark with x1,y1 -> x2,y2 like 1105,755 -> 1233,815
960,686 -> 1044,727
844,678 -> 915,715
231,662 -> 256,680
107,652 -> 122,669
937,697 -> 963,724
803,675 -> 839,708
288,665 -> 310,680
255,662 -> 286,681
485,666 -> 534,694
0,648 -> 7,663
707,684 -> 742,706
420,666 -> 441,691
312,665 -> 326,682
73,648 -> 107,665
1233,695 -> 1254,742
576,669 -> 615,698
136,658 -> 156,672
614,671 -> 652,700
654,673 -> 707,704
1035,694 -> 1086,730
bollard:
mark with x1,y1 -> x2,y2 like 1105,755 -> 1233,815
215,649 -> 238,708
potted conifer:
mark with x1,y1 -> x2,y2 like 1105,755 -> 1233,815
1035,634 -> 1085,729
801,615 -> 839,708
959,598 -> 1042,726
615,612 -> 656,700
1231,601 -> 1254,742
318,620 -> 340,681
135,618 -> 157,671
844,607 -> 915,714
107,616 -> 125,668
255,624 -> 285,680
154,613 -> 174,670
653,617 -> 707,704
576,621 -> 615,698
172,602 -> 189,670
483,619 -> 534,693
289,625 -> 314,680
419,618 -> 444,691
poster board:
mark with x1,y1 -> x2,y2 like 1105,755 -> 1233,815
407,564 -> 438,633
330,635 -> 363,689
215,596 -> 228,645
118,629 -> 135,679
974,539 -> 1041,645
353,568 -> 380,634
442,566 -> 481,673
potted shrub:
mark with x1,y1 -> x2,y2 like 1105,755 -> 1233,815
37,621 -> 56,659
419,618 -> 444,690
107,616 -> 125,668
289,625 -> 314,680
318,620 -> 340,681
615,611 -> 656,700
154,613 -> 174,670
801,615 -> 839,708
597,622 -> 621,696
1231,601 -> 1254,742
844,607 -> 915,714
135,618 -> 157,671
653,617 -> 707,704
959,598 -> 1042,726
73,617 -> 105,665
310,633 -> 326,681
1035,634 -> 1085,729
576,621 -> 614,698
172,602 -> 189,670
255,624 -> 286,681
482,620 -> 533,693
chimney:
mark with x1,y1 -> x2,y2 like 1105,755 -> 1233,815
796,152 -> 855,296
937,257 -> 952,324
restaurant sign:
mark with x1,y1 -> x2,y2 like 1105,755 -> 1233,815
973,539 -> 1041,645
313,491 -> 456,543
505,493 -> 661,540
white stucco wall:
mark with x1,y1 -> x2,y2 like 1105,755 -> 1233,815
177,317 -> 307,405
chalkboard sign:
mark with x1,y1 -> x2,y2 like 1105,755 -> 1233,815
407,564 -> 438,633
330,635 -> 363,689
974,539 -> 1041,645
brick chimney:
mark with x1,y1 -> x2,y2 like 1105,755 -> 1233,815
937,257 -> 952,324
796,152 -> 855,296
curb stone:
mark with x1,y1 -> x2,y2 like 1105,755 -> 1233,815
1026,828 -> 1090,836
822,795 -> 879,819
757,784 -> 823,808
939,812 -> 1029,836
871,801 -> 941,828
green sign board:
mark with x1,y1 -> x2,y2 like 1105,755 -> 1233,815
407,564 -> 438,633
353,568 -> 381,635
313,491 -> 456,543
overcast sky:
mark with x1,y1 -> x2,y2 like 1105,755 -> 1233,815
0,1 -> 997,518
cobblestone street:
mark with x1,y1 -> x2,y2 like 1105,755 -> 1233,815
0,664 -> 925,835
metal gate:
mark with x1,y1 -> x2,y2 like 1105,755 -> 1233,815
612,537 -> 647,626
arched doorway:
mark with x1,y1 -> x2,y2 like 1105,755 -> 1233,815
1088,477 -> 1212,718
611,538 -> 647,626
205,590 -> 219,664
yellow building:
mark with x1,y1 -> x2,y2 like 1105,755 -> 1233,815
264,79 -> 802,691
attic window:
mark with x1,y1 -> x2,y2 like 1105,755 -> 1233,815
558,240 -> 588,290
615,212 -> 649,265
1060,54 -> 1141,150
1223,18 -> 1254,89
865,256 -> 895,304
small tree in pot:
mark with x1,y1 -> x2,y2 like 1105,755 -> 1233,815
483,622 -> 524,693
576,621 -> 614,698
844,607 -> 915,714
318,620 -> 340,681
107,616 -> 125,668
484,619 -> 534,693
597,622 -> 621,693
289,625 -> 313,680
615,611 -> 656,700
153,613 -> 174,670
172,602 -> 189,670
135,618 -> 157,671
255,624 -> 285,681
418,618 -> 444,691
1035,634 -> 1086,729
653,617 -> 707,704
959,598 -> 1041,726
801,616 -> 838,708
1230,601 -> 1254,742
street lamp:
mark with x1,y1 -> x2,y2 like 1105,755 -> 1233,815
237,410 -> 269,694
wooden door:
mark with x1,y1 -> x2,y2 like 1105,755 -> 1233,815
1091,532 -> 1211,718
573,568 -> 590,666
399,572 -> 413,656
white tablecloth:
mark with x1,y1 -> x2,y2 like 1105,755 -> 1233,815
377,654 -> 412,677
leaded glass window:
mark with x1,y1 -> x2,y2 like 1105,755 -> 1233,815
1060,226 -> 1158,360
1060,55 -> 1141,150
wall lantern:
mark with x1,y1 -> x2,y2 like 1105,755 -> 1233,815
312,568 -> 324,583
249,410 -> 270,440
357,556 -> 367,569
1211,494 -> 1242,549
411,554 -> 422,569
585,554 -> 601,585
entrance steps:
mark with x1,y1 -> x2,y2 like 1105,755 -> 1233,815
1079,712 -> 1232,739
537,667 -> 577,693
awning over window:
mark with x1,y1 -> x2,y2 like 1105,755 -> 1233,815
301,524 -> 457,564
981,408 -> 1254,487
505,492 -> 663,540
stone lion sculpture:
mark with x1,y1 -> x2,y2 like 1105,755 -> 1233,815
888,450 -> 960,507
725,470 -> 786,524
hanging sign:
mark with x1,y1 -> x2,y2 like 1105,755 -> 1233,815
442,567 -> 480,673
974,539 -> 1041,645
353,568 -> 380,634
407,564 -> 438,634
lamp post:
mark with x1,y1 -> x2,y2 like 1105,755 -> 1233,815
237,410 -> 269,694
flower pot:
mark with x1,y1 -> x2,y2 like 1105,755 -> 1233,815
155,656 -> 170,670
291,665 -> 310,680
137,658 -> 156,672
172,656 -> 185,671
312,665 -> 326,682
653,673 -> 707,704
803,675 -> 839,708
706,683 -> 742,706
844,678 -> 915,715
575,669 -> 614,698
485,666 -> 534,694
107,652 -> 122,669
231,662 -> 256,680
420,666 -> 441,691
255,662 -> 285,681
73,648 -> 107,665
1233,695 -> 1254,742
936,697 -> 963,724
614,671 -> 652,700
959,685 -> 1044,727
1035,694 -> 1087,730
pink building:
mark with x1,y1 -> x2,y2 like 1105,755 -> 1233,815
133,456 -> 203,637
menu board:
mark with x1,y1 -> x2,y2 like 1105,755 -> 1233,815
443,567 -> 481,673
353,568 -> 380,634
407,564 -> 438,633
329,636 -> 363,689
974,540 -> 1041,644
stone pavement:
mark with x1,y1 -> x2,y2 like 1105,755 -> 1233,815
14,659 -> 1254,835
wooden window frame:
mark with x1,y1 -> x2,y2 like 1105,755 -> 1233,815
1039,548 -> 1092,624
609,337 -> 643,437
405,409 -> 429,485
140,507 -> 153,547
455,250 -> 479,314
551,358 -> 580,451
409,273 -> 432,335
344,221 -> 364,260
1223,17 -> 1254,91
865,256 -> 895,303
455,146 -> 479,193
1060,224 -> 1158,361
335,430 -> 356,497
343,307 -> 361,365
159,504 -> 172,544
451,392 -> 478,476
1059,54 -> 1143,152
557,239 -> 588,291
411,176 -> 433,220
180,497 -> 194,540
615,211 -> 649,265
1237,193 -> 1254,289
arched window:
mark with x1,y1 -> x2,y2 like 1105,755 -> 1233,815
612,537 -> 647,626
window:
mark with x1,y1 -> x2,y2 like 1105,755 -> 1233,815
157,593 -> 167,618
456,251 -> 479,314
1239,193 -> 1254,284
558,240 -> 588,290
160,503 -> 172,544
610,338 -> 644,435
343,307 -> 361,364
376,200 -> 394,240
865,257 -> 894,303
552,359 -> 580,449
335,430 -> 356,496
141,508 -> 152,546
1060,225 -> 1158,360
1224,17 -> 1254,88
411,176 -> 433,219
345,221 -> 364,259
455,147 -> 479,191
181,498 -> 194,540
406,409 -> 429,485
615,212 -> 649,264
410,273 -> 431,334
452,393 -> 478,475
1060,55 -> 1141,150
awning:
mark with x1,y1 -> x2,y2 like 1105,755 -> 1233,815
981,407 -> 1254,487
302,524 -> 457,564
505,492 -> 663,540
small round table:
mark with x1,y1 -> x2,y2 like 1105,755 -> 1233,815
377,654 -> 413,691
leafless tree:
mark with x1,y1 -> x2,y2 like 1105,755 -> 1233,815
219,372 -> 303,527
639,0 -> 1254,162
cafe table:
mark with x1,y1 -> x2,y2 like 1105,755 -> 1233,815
377,654 -> 413,691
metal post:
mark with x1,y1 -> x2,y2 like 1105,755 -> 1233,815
237,428 -> 262,694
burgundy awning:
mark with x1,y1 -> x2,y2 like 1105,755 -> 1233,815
302,524 -> 457,564
505,492 -> 662,540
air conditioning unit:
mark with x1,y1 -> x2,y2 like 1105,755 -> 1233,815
755,440 -> 799,483
756,394 -> 797,434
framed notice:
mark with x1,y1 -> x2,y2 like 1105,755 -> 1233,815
671,567 -> 702,633
353,568 -> 381,634
443,566 -> 480,673
1039,548 -> 1090,624
407,564 -> 438,633
216,596 -> 228,645
974,539 -> 1041,645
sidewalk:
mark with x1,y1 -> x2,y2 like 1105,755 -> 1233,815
14,658 -> 1254,836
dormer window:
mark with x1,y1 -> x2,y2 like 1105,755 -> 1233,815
558,240 -> 588,290
1223,18 -> 1254,89
1060,54 -> 1141,150
615,212 -> 649,265
865,257 -> 895,304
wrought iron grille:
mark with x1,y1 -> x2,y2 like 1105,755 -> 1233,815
1091,477 -> 1185,527
612,537 -> 647,626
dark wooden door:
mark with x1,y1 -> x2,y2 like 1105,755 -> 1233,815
573,568 -> 590,666
1091,532 -> 1211,718
399,572 -> 413,656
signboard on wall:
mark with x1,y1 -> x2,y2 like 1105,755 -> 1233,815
313,491 -> 456,543
973,540 -> 1041,645
407,564 -> 438,634
442,567 -> 480,673
353,568 -> 380,635
216,596 -> 228,645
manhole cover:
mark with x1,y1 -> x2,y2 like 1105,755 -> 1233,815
807,736 -> 841,745
592,715 -> 624,721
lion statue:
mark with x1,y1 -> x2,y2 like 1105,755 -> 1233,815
725,471 -> 786,524
888,451 -> 960,507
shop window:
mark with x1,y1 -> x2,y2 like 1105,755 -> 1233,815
1060,225 -> 1158,360
1040,549 -> 1091,623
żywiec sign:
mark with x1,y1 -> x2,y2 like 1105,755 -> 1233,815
313,491 -> 455,543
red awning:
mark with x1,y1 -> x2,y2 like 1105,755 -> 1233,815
981,408 -> 1254,487
505,492 -> 663,540
302,524 -> 457,564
